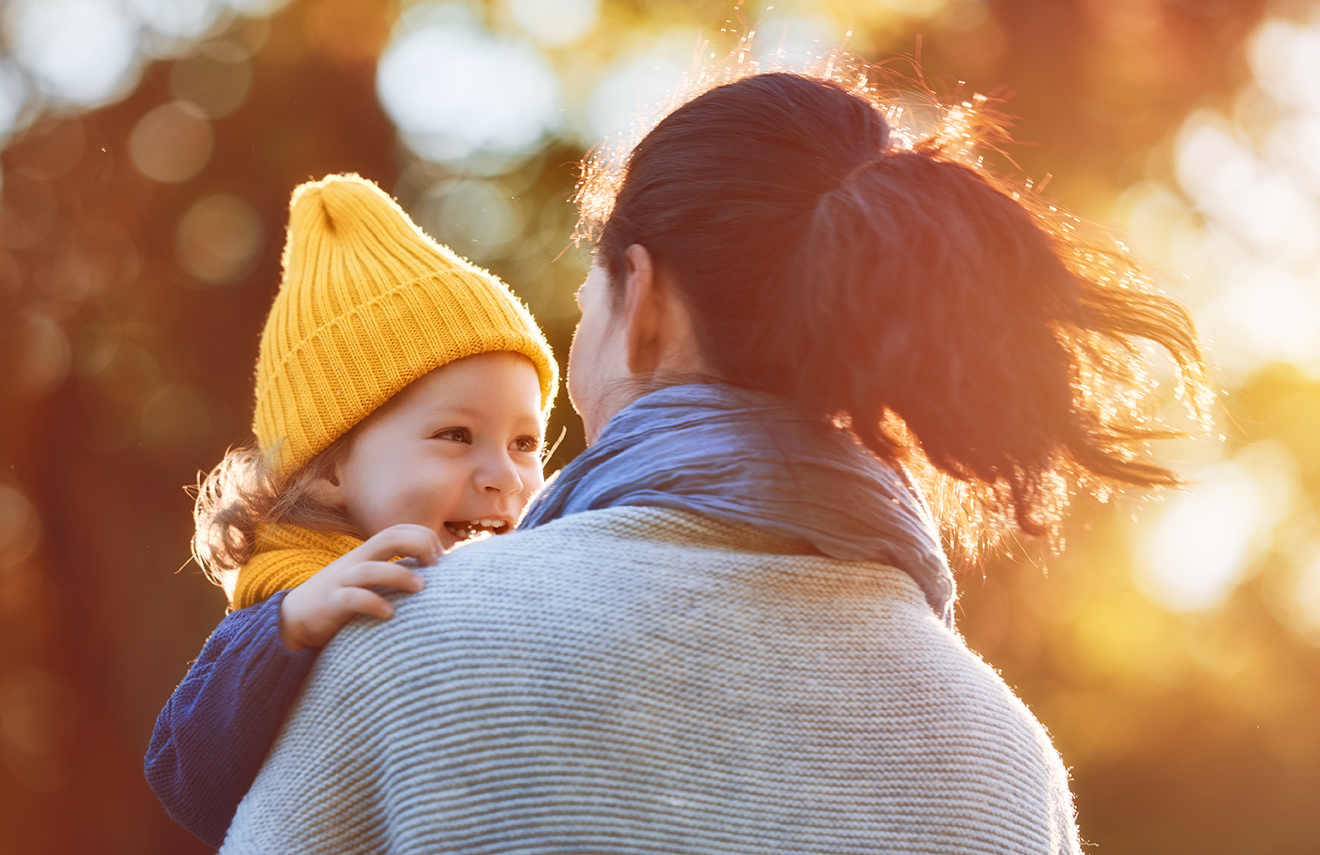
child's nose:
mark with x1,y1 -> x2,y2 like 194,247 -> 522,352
477,452 -> 523,496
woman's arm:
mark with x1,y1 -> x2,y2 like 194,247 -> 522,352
144,590 -> 317,849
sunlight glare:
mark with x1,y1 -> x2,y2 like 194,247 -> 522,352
1144,9 -> 1320,384
1175,114 -> 1319,260
1212,266 -> 1320,372
1137,445 -> 1297,612
1265,115 -> 1320,193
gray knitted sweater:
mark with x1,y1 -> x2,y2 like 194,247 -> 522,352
220,507 -> 1080,854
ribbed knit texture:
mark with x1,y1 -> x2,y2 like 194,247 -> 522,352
232,525 -> 364,610
254,174 -> 557,473
221,507 -> 1080,854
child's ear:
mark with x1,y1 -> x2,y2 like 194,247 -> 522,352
302,468 -> 346,508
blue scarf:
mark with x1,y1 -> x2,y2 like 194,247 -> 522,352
521,385 -> 955,626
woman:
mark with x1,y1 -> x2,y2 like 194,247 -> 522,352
218,72 -> 1206,854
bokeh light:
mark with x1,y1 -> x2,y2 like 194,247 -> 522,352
0,484 -> 41,570
1118,8 -> 1320,626
4,0 -> 142,107
0,0 -> 288,146
585,36 -> 690,145
128,101 -> 214,183
8,312 -> 71,397
1251,16 -> 1320,112
0,62 -> 28,142
139,384 -> 213,455
748,10 -> 844,69
175,194 -> 264,284
1121,11 -> 1320,379
413,179 -> 525,262
1284,548 -> 1320,641
0,667 -> 79,794
506,0 -> 599,48
377,2 -> 561,164
0,168 -> 58,249
129,0 -> 228,51
1137,444 -> 1298,611
168,41 -> 254,119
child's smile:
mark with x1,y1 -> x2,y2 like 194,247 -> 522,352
445,518 -> 511,541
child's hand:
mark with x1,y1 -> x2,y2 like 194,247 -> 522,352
279,524 -> 440,652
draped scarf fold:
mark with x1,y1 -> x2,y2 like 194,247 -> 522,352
231,525 -> 364,609
521,384 -> 955,625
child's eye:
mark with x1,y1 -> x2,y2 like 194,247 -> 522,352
511,435 -> 541,454
433,427 -> 472,444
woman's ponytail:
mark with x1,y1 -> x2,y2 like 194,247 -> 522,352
583,71 -> 1209,543
789,149 -> 1205,535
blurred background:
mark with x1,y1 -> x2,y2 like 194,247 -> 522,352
1,0 -> 1318,851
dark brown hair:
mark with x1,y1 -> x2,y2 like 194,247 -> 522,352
579,71 -> 1210,545
191,437 -> 360,600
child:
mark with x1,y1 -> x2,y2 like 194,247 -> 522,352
144,174 -> 558,848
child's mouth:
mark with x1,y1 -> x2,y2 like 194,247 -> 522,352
444,519 -> 510,541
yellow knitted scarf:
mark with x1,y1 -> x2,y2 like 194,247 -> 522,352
232,525 -> 364,610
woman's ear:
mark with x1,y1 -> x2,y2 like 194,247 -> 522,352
620,244 -> 663,375
620,244 -> 706,377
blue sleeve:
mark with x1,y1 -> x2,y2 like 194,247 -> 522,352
144,590 -> 318,849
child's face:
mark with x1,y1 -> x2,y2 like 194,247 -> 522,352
328,352 -> 545,549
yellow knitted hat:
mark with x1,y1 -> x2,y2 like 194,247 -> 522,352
253,173 -> 557,474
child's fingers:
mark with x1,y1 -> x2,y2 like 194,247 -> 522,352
340,560 -> 425,594
334,587 -> 396,622
355,524 -> 443,564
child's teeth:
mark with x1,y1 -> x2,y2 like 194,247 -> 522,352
445,519 -> 507,538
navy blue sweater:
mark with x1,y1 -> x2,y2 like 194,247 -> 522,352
145,590 -> 317,849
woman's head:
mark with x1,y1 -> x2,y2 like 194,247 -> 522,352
572,71 -> 1209,540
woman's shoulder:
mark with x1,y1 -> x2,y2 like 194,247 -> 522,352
467,504 -> 821,557
327,505 -> 982,693
261,505 -> 1076,854
417,505 -> 933,618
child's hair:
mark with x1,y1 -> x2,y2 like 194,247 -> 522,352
577,69 -> 1211,551
193,174 -> 557,596
192,440 -> 357,596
